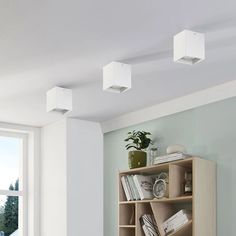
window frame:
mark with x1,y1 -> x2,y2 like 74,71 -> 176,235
0,122 -> 40,236
0,130 -> 28,236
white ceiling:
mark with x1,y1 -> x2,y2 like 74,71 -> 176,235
0,0 -> 236,127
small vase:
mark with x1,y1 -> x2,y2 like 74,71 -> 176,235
128,151 -> 147,169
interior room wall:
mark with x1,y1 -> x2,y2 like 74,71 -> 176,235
104,96 -> 236,236
41,118 -> 103,236
67,118 -> 103,236
41,119 -> 67,236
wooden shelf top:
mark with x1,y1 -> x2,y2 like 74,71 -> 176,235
119,157 -> 196,175
119,195 -> 192,204
119,225 -> 136,228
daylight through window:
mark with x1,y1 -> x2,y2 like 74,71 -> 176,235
0,133 -> 26,236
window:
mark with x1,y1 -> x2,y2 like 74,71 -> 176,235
0,132 -> 27,236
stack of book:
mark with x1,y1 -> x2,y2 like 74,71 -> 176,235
163,210 -> 192,235
121,175 -> 154,201
140,214 -> 160,236
153,153 -> 191,165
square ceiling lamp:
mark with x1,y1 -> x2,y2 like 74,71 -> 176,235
103,61 -> 131,93
46,86 -> 72,114
174,30 -> 205,65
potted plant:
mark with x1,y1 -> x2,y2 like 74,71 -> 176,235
124,130 -> 152,169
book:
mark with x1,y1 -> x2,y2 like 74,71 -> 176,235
130,175 -> 141,200
163,209 -> 187,227
133,175 -> 154,200
156,152 -> 188,160
164,213 -> 191,229
165,220 -> 189,235
164,214 -> 191,234
165,218 -> 189,234
140,214 -> 160,236
122,174 -> 153,201
124,176 -> 135,200
154,153 -> 191,165
127,175 -> 136,200
121,176 -> 131,201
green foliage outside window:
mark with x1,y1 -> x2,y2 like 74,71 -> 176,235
0,180 -> 19,236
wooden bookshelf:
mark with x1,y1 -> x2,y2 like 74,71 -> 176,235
118,157 -> 216,236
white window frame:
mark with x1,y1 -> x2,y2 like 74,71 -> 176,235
0,123 -> 40,236
0,131 -> 28,236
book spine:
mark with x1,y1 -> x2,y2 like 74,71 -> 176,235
157,153 -> 183,160
154,153 -> 191,164
121,176 -> 131,201
127,175 -> 136,200
133,175 -> 144,200
124,176 -> 134,200
131,175 -> 141,200
157,155 -> 184,161
154,156 -> 186,164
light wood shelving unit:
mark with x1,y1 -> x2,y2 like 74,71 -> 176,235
118,157 -> 216,236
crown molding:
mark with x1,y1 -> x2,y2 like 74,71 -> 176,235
101,80 -> 236,133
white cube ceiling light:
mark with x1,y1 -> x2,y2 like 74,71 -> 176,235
47,86 -> 72,114
103,61 -> 131,93
174,30 -> 205,65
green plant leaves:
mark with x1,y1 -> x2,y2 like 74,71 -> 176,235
124,130 -> 152,151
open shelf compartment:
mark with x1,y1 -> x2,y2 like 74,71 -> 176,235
119,203 -> 136,226
136,203 -> 154,236
119,227 -> 135,236
119,159 -> 193,203
169,160 -> 193,198
150,201 -> 192,236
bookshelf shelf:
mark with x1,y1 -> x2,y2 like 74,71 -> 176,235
118,157 -> 216,236
119,195 -> 192,204
119,227 -> 135,236
120,158 -> 193,175
119,225 -> 136,228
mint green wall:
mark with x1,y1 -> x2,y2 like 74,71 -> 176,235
104,97 -> 236,236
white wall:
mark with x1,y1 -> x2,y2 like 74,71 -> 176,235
67,118 -> 103,236
41,118 -> 103,236
41,119 -> 67,236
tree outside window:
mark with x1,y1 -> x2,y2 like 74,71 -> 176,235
0,134 -> 26,236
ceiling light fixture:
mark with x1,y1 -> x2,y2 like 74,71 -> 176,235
174,30 -> 205,65
46,86 -> 72,114
103,61 -> 131,93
